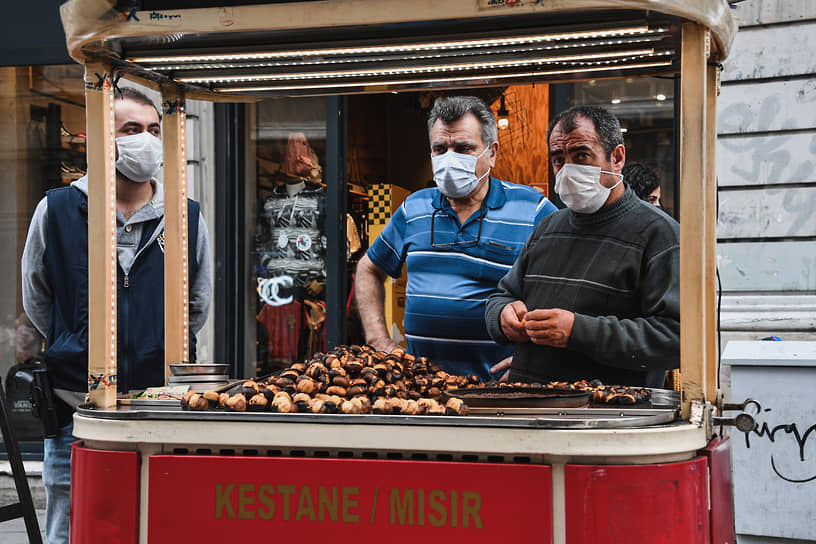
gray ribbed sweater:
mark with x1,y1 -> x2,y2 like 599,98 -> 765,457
485,188 -> 679,387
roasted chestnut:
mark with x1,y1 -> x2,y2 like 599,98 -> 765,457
271,394 -> 293,413
331,375 -> 350,388
203,390 -> 220,408
296,376 -> 316,394
226,394 -> 247,412
372,398 -> 388,414
248,393 -> 269,412
445,397 -> 467,416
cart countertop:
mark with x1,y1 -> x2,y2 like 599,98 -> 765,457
73,406 -> 707,462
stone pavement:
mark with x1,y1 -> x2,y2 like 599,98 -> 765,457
0,461 -> 47,543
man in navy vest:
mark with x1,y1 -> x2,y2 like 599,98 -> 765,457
21,87 -> 212,543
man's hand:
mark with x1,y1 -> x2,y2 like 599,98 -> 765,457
523,308 -> 575,348
500,300 -> 530,343
367,336 -> 400,354
489,356 -> 512,383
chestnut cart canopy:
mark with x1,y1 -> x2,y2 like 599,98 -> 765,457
62,0 -> 735,97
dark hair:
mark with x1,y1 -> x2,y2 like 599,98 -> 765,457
114,86 -> 161,119
427,96 -> 497,147
547,105 -> 623,157
622,162 -> 661,201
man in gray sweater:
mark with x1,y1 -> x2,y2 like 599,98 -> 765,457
485,106 -> 679,387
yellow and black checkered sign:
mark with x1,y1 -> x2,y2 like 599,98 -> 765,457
367,183 -> 410,226
364,183 -> 410,344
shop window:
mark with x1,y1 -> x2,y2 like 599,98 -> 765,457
249,97 -> 329,376
0,64 -> 86,457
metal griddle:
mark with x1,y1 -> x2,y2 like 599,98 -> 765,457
441,387 -> 592,408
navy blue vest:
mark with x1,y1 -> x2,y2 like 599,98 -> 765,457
43,186 -> 200,393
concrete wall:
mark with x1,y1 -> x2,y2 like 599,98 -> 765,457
717,0 -> 816,347
718,5 -> 816,543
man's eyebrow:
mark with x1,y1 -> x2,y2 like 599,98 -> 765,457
118,121 -> 144,130
431,139 -> 475,148
566,144 -> 593,154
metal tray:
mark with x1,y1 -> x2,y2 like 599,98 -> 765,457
79,403 -> 679,429
442,387 -> 592,408
169,363 -> 230,376
119,398 -> 181,407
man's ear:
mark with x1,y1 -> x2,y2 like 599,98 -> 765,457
488,140 -> 499,168
610,144 -> 625,172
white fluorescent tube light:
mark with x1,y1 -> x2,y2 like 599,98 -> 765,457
212,60 -> 673,93
129,26 -> 658,64
178,49 -> 658,84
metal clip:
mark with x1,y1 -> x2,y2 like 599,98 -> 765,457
163,100 -> 184,115
712,413 -> 755,433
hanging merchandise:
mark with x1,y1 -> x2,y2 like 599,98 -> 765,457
260,181 -> 327,287
256,300 -> 302,364
303,299 -> 326,355
256,276 -> 294,307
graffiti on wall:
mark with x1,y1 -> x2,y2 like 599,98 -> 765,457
741,401 -> 816,483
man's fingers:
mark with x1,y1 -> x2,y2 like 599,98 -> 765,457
490,356 -> 512,374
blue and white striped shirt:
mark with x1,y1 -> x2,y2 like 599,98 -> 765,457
367,177 -> 557,379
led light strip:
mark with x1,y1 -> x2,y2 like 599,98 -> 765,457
179,49 -> 657,83
147,35 -> 665,72
179,106 -> 189,363
107,82 -> 117,381
129,26 -> 659,64
214,60 -> 673,93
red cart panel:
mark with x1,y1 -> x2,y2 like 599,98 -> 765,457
70,441 -> 140,544
148,455 -> 552,543
564,457 -> 710,544
699,435 -> 736,544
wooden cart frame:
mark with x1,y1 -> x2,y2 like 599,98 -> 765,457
60,0 -> 736,421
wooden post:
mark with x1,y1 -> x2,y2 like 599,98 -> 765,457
84,63 -> 117,409
161,87 -> 189,382
705,57 -> 720,406
679,23 -> 708,419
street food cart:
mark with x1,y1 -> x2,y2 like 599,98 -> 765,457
59,0 -> 747,542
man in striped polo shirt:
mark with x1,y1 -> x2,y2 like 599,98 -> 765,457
355,96 -> 556,380
485,105 -> 680,387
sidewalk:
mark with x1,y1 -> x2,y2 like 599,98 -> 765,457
0,461 -> 47,542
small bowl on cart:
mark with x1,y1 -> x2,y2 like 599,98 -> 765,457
169,363 -> 230,376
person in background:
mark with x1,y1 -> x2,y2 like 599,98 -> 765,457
622,161 -> 662,207
485,105 -> 679,388
356,95 -> 557,380
22,87 -> 212,543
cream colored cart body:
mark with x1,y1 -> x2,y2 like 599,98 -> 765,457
59,1 -> 744,542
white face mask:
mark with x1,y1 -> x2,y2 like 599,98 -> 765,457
555,163 -> 623,214
115,132 -> 163,183
431,147 -> 491,198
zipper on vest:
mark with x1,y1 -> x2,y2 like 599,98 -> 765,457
124,275 -> 129,288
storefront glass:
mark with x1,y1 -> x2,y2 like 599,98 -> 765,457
248,97 -> 329,376
0,64 -> 87,448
